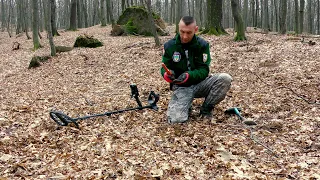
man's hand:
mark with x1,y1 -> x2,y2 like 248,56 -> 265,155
164,70 -> 175,83
173,73 -> 189,84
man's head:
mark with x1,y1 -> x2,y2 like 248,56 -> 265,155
178,16 -> 198,44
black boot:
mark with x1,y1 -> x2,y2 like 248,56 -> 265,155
200,103 -> 214,118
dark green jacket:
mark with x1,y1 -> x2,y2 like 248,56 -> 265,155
161,34 -> 211,86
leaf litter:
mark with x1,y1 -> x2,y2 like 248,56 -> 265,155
0,25 -> 319,179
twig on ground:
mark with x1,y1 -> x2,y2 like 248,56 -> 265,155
247,69 -> 320,105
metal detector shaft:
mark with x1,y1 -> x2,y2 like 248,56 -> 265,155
50,89 -> 159,128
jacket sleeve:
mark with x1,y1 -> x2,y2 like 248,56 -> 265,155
186,43 -> 211,84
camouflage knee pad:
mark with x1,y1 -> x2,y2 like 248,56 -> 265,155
167,86 -> 194,123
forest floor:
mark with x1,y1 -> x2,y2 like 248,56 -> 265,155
0,25 -> 319,179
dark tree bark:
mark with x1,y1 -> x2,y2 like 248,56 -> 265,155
317,0 -> 320,34
47,0 -> 56,56
77,0 -> 82,28
294,0 -> 299,34
175,0 -> 182,33
70,0 -> 77,30
51,0 -> 60,36
307,0 -> 312,33
32,0 -> 41,49
279,0 -> 287,34
231,0 -> 246,41
205,0 -> 226,35
106,0 -> 115,27
1,0 -> 5,31
23,0 -> 31,39
299,0 -> 305,33
7,0 -> 12,37
101,0 -> 106,26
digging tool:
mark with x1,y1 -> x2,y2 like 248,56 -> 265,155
225,107 -> 257,125
162,63 -> 172,75
49,84 -> 159,128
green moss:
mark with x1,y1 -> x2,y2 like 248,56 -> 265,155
124,18 -> 138,35
74,35 -> 103,48
28,56 -> 50,69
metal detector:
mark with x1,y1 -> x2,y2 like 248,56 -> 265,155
49,84 -> 159,128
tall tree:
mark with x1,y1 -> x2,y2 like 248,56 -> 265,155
307,0 -> 312,33
106,0 -> 115,27
146,0 -> 160,46
299,0 -> 305,33
317,0 -> 320,34
206,0 -> 226,35
170,0 -> 175,25
175,0 -> 182,33
7,0 -> 12,37
32,0 -> 41,50
23,0 -> 31,39
51,0 -> 60,36
101,0 -> 106,26
294,0 -> 299,33
243,0 -> 248,31
1,0 -> 5,31
279,0 -> 287,34
70,0 -> 77,30
83,0 -> 89,27
77,0 -> 82,28
231,0 -> 246,41
262,0 -> 269,32
47,0 -> 56,56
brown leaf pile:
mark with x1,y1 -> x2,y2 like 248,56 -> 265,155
0,26 -> 319,179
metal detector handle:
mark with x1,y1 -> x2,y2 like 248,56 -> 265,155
130,84 -> 143,107
49,111 -> 79,128
147,91 -> 159,110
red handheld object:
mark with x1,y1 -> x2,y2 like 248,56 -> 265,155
162,63 -> 172,75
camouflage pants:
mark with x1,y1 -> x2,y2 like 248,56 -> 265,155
167,73 -> 232,123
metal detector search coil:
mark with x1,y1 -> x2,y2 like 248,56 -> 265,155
50,84 -> 159,128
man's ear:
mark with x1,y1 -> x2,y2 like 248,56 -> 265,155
195,26 -> 199,33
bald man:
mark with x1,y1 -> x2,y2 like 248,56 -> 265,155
160,16 -> 232,123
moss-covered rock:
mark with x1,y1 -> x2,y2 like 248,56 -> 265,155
112,6 -> 168,36
74,35 -> 103,48
55,46 -> 73,53
28,56 -> 51,69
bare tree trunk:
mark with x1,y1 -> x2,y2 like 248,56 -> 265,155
83,0 -> 88,27
32,0 -> 41,49
279,0 -> 287,34
146,0 -> 160,46
77,0 -> 82,28
70,0 -> 77,30
262,0 -> 269,32
255,0 -> 259,27
101,0 -> 106,26
47,0 -> 56,56
7,0 -> 12,37
106,0 -> 115,27
299,0 -> 305,33
175,0 -> 181,33
231,0 -> 246,41
51,0 -> 60,36
243,0 -> 248,31
307,0 -> 312,33
1,0 -> 5,31
23,0 -> 31,39
317,0 -> 320,34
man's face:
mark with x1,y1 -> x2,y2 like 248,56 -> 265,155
179,20 -> 198,44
